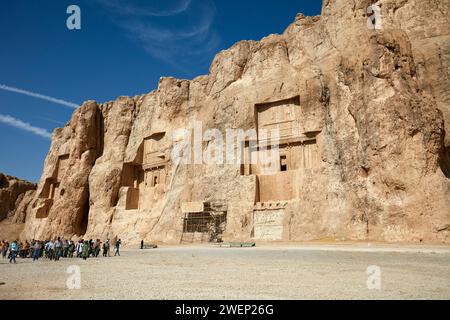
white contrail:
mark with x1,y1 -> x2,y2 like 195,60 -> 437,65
36,116 -> 66,126
0,84 -> 79,109
0,114 -> 52,140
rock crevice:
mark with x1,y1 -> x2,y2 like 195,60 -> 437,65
8,0 -> 449,244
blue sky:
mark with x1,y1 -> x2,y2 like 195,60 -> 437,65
0,0 -> 322,182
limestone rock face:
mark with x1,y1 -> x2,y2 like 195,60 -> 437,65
0,173 -> 36,222
15,0 -> 450,243
22,102 -> 102,239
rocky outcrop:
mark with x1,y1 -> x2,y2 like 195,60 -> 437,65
22,103 -> 102,238
15,0 -> 450,244
0,173 -> 36,222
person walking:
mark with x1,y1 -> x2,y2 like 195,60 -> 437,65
63,240 -> 69,258
88,239 -> 94,257
44,240 -> 51,259
102,242 -> 107,257
48,240 -> 55,261
106,239 -> 111,257
0,240 -> 5,258
140,240 -> 144,250
15,241 -> 21,259
82,241 -> 90,260
68,241 -> 75,258
9,240 -> 18,264
54,238 -> 62,261
76,240 -> 83,258
22,240 -> 30,258
94,240 -> 101,258
114,239 -> 122,256
3,241 -> 9,259
43,241 -> 49,259
75,241 -> 80,258
32,241 -> 41,261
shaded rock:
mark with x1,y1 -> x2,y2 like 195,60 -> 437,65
11,0 -> 450,244
0,173 -> 36,221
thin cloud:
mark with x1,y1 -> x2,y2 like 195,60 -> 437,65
97,0 -> 192,17
0,84 -> 79,109
98,0 -> 220,72
0,114 -> 52,140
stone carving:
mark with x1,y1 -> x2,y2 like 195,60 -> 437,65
2,0 -> 449,244
36,154 -> 70,218
119,132 -> 170,210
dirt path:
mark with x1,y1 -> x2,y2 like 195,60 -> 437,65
1,245 -> 449,300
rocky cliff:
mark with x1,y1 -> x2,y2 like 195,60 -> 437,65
9,0 -> 450,244
0,173 -> 36,223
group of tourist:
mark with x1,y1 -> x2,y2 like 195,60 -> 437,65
0,238 -> 122,264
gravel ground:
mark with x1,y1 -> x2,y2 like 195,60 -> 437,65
0,244 -> 449,300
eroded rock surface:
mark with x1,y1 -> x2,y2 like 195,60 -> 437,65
0,173 -> 36,223
13,0 -> 450,244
